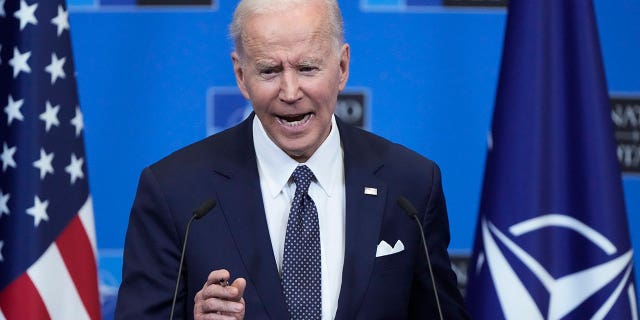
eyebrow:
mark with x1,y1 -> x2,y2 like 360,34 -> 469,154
254,61 -> 282,72
297,58 -> 323,66
255,61 -> 281,70
253,58 -> 324,70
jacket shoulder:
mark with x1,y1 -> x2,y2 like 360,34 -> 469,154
340,122 -> 437,173
148,119 -> 252,177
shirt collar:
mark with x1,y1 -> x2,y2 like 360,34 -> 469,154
253,115 -> 342,198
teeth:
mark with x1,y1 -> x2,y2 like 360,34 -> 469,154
280,114 -> 311,127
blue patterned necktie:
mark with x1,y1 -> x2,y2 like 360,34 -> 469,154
281,165 -> 322,319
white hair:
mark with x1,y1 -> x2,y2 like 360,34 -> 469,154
229,0 -> 344,56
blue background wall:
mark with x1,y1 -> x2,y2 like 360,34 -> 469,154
66,0 -> 640,316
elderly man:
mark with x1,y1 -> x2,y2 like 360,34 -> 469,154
115,0 -> 468,319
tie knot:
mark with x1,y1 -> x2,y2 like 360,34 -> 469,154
292,165 -> 314,194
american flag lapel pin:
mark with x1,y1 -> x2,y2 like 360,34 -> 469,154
364,187 -> 378,196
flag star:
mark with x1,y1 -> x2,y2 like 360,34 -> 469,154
13,0 -> 38,31
1,143 -> 17,172
70,106 -> 84,137
4,95 -> 25,125
51,5 -> 69,36
0,0 -> 6,17
8,47 -> 31,78
33,148 -> 54,180
65,153 -> 84,185
39,101 -> 60,132
0,190 -> 9,217
45,53 -> 66,85
26,195 -> 49,227
0,241 -> 4,262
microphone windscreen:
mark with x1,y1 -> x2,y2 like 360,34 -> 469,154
396,196 -> 418,217
193,199 -> 217,219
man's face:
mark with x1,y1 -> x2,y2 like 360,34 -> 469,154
232,2 -> 350,162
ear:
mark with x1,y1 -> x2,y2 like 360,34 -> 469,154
232,52 -> 251,99
337,43 -> 350,91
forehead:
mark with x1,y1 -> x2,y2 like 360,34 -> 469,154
240,3 -> 333,59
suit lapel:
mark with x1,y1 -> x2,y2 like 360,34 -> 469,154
335,120 -> 387,319
212,116 -> 289,319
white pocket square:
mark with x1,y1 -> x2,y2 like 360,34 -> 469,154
375,240 -> 405,257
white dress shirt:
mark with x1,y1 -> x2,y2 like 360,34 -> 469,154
253,115 -> 346,320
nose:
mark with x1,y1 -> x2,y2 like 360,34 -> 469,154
279,69 -> 303,104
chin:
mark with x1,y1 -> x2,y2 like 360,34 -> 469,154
282,145 -> 312,162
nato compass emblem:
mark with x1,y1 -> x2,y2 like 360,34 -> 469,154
206,87 -> 254,136
476,214 -> 637,319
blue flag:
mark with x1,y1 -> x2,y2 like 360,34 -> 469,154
0,0 -> 101,318
466,0 -> 638,319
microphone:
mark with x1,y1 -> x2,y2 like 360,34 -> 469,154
397,196 -> 444,320
169,199 -> 218,320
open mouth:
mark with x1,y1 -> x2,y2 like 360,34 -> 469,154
277,113 -> 312,127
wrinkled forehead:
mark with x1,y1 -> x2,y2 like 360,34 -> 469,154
236,1 -> 337,57
241,28 -> 334,56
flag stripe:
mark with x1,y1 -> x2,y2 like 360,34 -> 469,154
57,213 -> 101,320
0,273 -> 51,320
27,244 -> 90,320
78,197 -> 98,256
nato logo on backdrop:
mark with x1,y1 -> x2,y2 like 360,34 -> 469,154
206,87 -> 370,136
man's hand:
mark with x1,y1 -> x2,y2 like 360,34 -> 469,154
194,269 -> 246,320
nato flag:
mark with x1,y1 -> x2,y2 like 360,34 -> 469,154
465,0 -> 638,319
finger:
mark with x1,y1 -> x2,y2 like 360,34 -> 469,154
194,309 -> 237,320
229,278 -> 246,301
200,280 -> 242,300
235,297 -> 246,320
203,269 -> 230,289
196,297 -> 244,315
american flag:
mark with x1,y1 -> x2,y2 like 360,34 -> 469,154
0,0 -> 101,319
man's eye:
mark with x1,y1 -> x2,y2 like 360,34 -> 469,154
260,68 -> 278,75
299,66 -> 318,73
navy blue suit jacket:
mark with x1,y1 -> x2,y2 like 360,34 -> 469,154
115,115 -> 468,319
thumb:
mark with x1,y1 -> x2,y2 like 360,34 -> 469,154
231,277 -> 247,300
